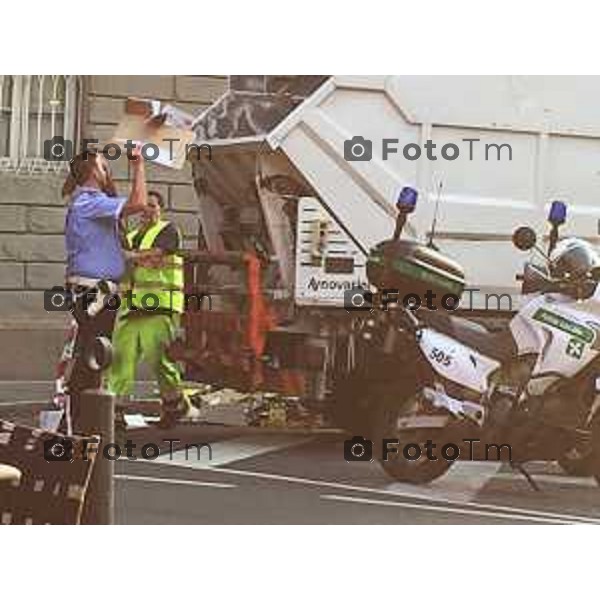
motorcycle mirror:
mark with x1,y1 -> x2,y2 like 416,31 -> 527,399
548,200 -> 567,226
512,226 -> 538,251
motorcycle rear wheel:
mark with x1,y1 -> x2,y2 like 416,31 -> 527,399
373,389 -> 453,485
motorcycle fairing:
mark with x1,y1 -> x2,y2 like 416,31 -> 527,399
510,292 -> 600,392
418,328 -> 501,394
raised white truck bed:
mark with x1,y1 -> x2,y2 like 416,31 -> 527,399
193,76 -> 600,311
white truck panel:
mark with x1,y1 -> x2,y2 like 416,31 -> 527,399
294,197 -> 368,306
281,123 -> 398,252
268,76 -> 600,307
384,76 -> 600,136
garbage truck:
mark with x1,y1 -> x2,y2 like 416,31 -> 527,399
166,75 -> 600,433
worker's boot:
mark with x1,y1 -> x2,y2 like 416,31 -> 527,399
158,391 -> 200,429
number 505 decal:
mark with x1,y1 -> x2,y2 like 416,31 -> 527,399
429,347 -> 453,367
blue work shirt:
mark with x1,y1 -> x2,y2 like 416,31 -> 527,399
65,187 -> 128,282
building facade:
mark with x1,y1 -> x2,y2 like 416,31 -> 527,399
0,75 -> 227,378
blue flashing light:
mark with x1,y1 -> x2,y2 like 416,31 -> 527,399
548,200 -> 567,225
397,186 -> 418,213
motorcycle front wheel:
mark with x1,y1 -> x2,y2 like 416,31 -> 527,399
592,414 -> 600,486
558,450 -> 592,477
559,415 -> 600,485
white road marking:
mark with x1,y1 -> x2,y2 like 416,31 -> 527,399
130,459 -> 600,524
155,433 -> 314,468
114,474 -> 236,489
320,494 -> 588,525
0,380 -> 54,384
494,472 -> 598,488
385,461 -> 503,503
0,400 -> 45,407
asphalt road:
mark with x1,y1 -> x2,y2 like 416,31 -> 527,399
111,427 -> 600,524
2,382 -> 600,525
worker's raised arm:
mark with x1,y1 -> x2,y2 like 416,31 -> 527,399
122,145 -> 148,216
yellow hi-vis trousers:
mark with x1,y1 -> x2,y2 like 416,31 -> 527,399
106,310 -> 191,409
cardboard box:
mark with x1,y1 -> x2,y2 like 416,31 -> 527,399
110,98 -> 196,169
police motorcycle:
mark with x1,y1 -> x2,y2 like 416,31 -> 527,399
340,188 -> 600,486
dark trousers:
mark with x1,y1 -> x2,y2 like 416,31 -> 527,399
67,290 -> 117,428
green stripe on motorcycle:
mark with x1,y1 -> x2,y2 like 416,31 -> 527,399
533,307 -> 595,344
391,258 -> 464,296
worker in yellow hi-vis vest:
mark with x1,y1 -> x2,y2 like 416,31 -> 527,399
107,190 -> 198,426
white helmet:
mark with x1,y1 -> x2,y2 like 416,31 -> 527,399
549,238 -> 600,280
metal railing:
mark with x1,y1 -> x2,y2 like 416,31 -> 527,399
0,75 -> 81,174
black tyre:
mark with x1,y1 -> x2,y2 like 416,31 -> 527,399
373,389 -> 453,484
85,335 -> 113,372
559,414 -> 600,485
591,414 -> 600,486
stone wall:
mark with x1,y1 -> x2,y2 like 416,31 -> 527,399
0,75 -> 227,379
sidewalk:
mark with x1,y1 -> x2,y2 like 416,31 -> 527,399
0,380 -> 158,404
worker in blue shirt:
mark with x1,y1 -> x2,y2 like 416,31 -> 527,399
60,145 -> 148,422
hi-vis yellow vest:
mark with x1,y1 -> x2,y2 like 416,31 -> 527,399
126,220 -> 184,313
